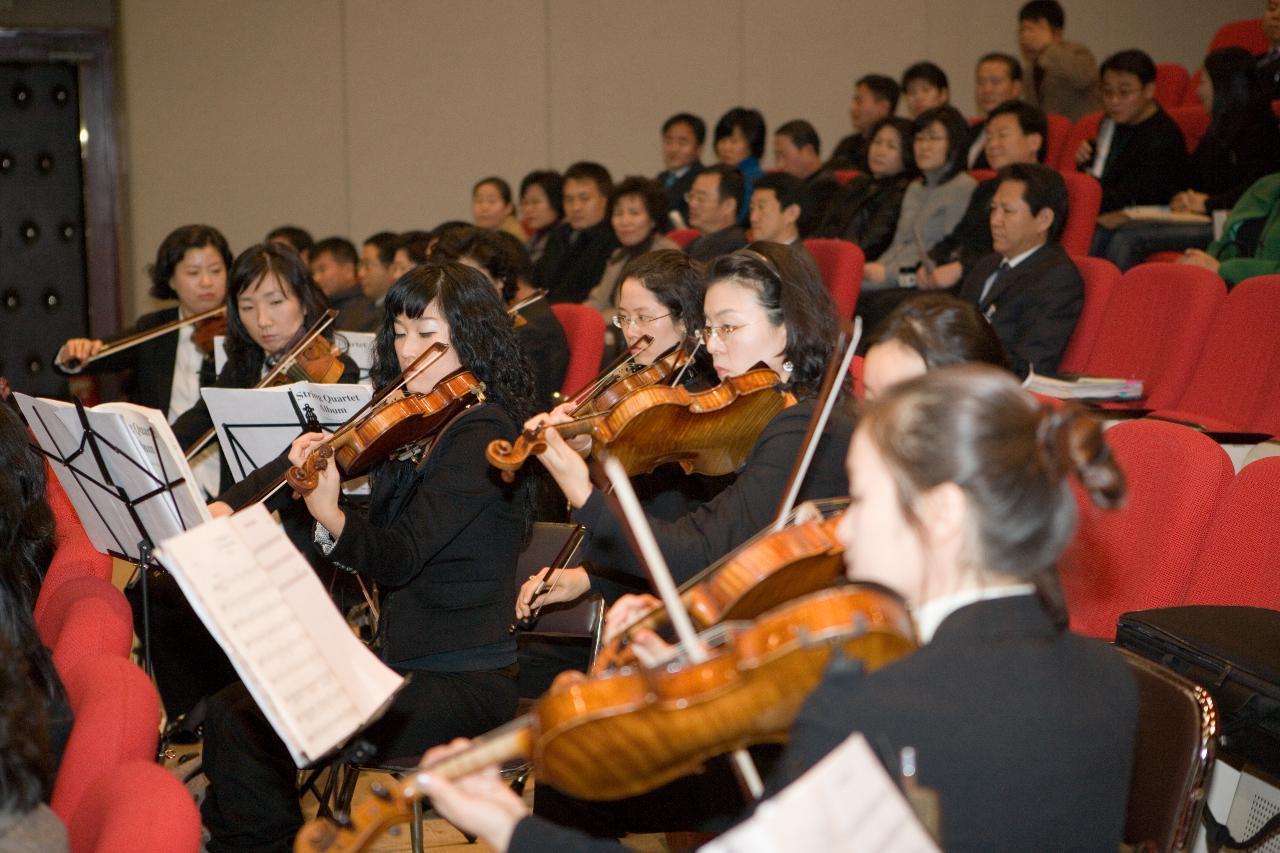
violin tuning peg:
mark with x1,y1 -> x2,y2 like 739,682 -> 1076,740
371,782 -> 391,800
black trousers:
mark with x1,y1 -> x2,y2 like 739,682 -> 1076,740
201,666 -> 519,853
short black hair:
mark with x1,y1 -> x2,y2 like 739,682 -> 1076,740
986,100 -> 1049,162
913,105 -> 971,181
662,112 -> 706,146
397,230 -> 433,265
519,170 -> 565,218
364,231 -> 399,266
856,74 -> 901,112
867,116 -> 918,173
1100,49 -> 1157,85
977,52 -> 1023,81
433,226 -> 526,302
775,119 -> 822,156
563,161 -> 613,197
616,249 -> 705,338
607,176 -> 669,232
751,172 -> 807,213
1019,0 -> 1065,30
472,176 -> 513,205
997,162 -> 1068,243
265,225 -> 313,256
700,164 -> 744,213
902,61 -> 949,93
714,107 -> 767,159
311,236 -> 358,266
148,224 -> 233,301
868,292 -> 1009,372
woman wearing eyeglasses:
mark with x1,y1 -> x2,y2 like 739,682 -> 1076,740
584,177 -> 680,318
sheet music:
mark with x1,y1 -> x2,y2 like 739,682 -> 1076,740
701,733 -> 941,853
156,504 -> 403,766
201,382 -> 373,482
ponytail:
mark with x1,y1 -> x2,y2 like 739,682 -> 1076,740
1035,403 -> 1126,510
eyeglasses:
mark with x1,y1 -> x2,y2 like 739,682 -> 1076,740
612,313 -> 670,330
699,322 -> 750,344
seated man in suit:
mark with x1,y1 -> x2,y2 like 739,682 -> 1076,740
748,173 -> 817,269
310,236 -> 380,332
827,73 -> 899,172
534,161 -> 619,304
772,120 -> 839,234
684,165 -> 748,262
656,113 -> 706,229
968,53 -> 1024,168
958,162 -> 1081,377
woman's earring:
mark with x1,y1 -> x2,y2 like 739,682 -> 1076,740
782,360 -> 794,374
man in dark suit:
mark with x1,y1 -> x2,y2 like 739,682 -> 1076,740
534,161 -> 619,304
772,120 -> 839,235
958,162 -> 1082,377
684,165 -> 747,263
826,74 -> 899,172
656,113 -> 706,229
310,236 -> 380,332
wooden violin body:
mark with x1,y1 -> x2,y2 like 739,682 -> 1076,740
190,314 -> 229,355
572,344 -> 688,417
293,585 -> 916,853
486,366 -> 794,480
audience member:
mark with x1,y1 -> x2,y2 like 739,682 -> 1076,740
827,74 -> 900,172
1181,171 -> 1280,287
518,171 -> 564,264
656,113 -> 706,228
390,230 -> 432,280
862,105 -> 976,292
534,161 -> 618,304
310,236 -> 380,331
1081,50 -> 1191,226
1098,47 -> 1280,269
684,165 -> 748,262
969,53 -> 1024,167
816,117 -> 916,259
748,173 -> 809,253
1018,0 -> 1100,120
902,61 -> 951,118
957,163 -> 1081,377
584,177 -> 678,315
713,107 -> 766,224
773,119 -> 839,233
359,231 -> 399,308
472,176 -> 527,241
428,221 -> 474,257
265,225 -> 314,263
1260,0 -> 1280,101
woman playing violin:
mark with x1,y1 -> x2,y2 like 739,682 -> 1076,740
201,261 -> 538,853
416,365 -> 1139,852
55,224 -> 232,419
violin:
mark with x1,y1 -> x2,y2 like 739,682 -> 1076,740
572,343 -> 691,417
485,365 -> 795,482
293,585 -> 917,853
62,304 -> 227,369
190,313 -> 229,355
507,288 -> 547,329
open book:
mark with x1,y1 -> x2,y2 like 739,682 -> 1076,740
155,504 -> 403,767
1024,372 -> 1144,401
1119,206 -> 1211,224
16,394 -> 211,561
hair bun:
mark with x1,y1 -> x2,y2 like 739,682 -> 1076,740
1036,404 -> 1126,510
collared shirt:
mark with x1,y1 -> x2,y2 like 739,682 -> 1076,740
913,584 -> 1037,644
167,320 -> 204,423
978,242 -> 1043,303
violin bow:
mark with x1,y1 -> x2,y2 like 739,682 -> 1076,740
63,304 -> 228,370
565,334 -> 654,413
506,288 -> 547,316
770,317 -> 861,533
599,455 -> 766,802
509,524 -> 586,632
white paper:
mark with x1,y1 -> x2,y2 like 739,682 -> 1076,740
17,394 -> 211,561
702,733 -> 941,853
201,382 -> 373,482
1024,372 -> 1143,400
155,504 -> 403,766
333,331 -> 377,385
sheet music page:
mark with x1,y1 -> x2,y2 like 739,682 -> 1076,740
701,733 -> 941,853
201,382 -> 372,482
155,505 -> 403,766
333,331 -> 376,385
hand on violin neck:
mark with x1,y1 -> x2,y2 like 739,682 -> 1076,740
522,402 -> 574,434
287,431 -> 329,468
515,566 -> 589,621
418,739 -> 528,853
604,594 -> 660,643
536,428 -> 592,508
628,628 -> 677,668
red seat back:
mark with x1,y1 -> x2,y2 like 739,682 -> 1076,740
667,227 -> 700,249
69,760 -> 202,853
1044,114 -> 1072,174
967,168 -> 996,183
1058,255 -> 1121,373
1057,112 -> 1103,171
1081,263 -> 1224,409
549,303 -> 606,396
832,169 -> 861,185
801,238 -> 864,319
1167,106 -> 1211,154
1059,170 -> 1102,257
1155,64 -> 1190,112
1184,457 -> 1280,608
52,655 -> 161,824
39,576 -> 133,676
1163,275 -> 1280,437
1209,18 -> 1269,53
1058,420 -> 1233,639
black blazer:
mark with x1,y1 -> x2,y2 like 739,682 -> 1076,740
536,221 -> 620,304
685,225 -> 748,263
777,595 -> 1138,852
928,178 -> 998,277
815,172 -> 911,260
657,161 -> 705,226
825,132 -> 869,172
514,298 -> 569,409
572,396 -> 854,585
958,243 -> 1083,377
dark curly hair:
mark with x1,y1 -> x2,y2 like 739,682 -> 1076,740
373,261 -> 537,430
432,226 -> 528,303
0,633 -> 53,815
705,241 -> 838,398
220,243 -> 332,387
148,224 -> 233,301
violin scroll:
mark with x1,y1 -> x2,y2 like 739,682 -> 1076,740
286,444 -> 335,497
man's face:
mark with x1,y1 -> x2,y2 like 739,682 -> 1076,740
748,188 -> 796,243
772,134 -> 812,179
850,84 -> 889,132
1101,70 -> 1156,125
1018,17 -> 1055,57
562,177 -> 608,230
309,251 -> 356,297
984,113 -> 1042,169
687,172 -> 731,233
990,179 -> 1050,258
358,243 -> 396,300
975,60 -> 1022,116
662,121 -> 701,171
905,81 -> 948,118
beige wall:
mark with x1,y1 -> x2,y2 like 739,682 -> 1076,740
116,0 -> 1261,315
